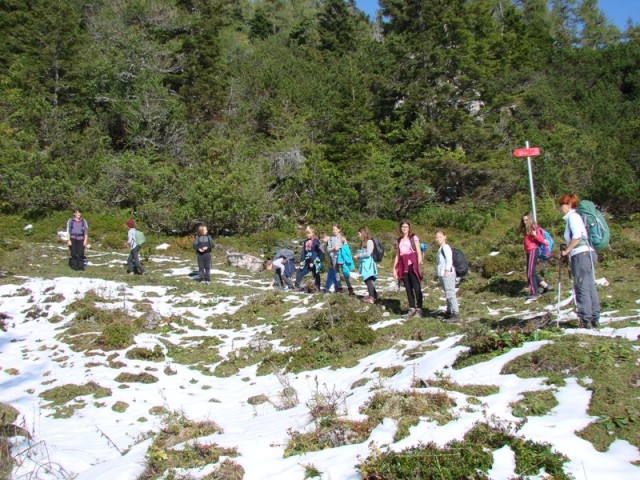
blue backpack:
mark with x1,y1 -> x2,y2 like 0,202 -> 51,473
536,228 -> 554,260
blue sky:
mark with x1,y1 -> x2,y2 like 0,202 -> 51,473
354,0 -> 639,30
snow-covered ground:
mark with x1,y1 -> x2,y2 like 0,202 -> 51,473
1,253 -> 639,480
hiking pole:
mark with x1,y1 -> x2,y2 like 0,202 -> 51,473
556,247 -> 564,328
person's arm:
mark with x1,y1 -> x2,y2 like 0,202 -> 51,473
128,229 -> 136,248
193,236 -> 199,251
562,214 -> 583,256
443,245 -> 454,274
414,236 -> 423,265
392,240 -> 400,279
534,227 -> 547,246
66,219 -> 72,246
83,220 -> 89,246
562,238 -> 581,257
360,239 -> 374,258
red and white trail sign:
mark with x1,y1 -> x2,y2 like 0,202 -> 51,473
513,147 -> 541,157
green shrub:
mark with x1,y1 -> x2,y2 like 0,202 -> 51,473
98,321 -> 135,350
358,422 -> 570,479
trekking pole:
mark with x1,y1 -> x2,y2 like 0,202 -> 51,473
556,248 -> 563,328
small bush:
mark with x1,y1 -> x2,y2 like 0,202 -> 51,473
362,390 -> 456,441
480,246 -> 522,278
125,345 -> 165,361
358,422 -> 570,479
98,321 -> 135,350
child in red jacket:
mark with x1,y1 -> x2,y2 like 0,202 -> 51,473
519,212 -> 550,300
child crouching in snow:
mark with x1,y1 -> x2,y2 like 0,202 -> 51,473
264,249 -> 296,290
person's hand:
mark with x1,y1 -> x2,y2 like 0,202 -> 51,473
66,240 -> 71,247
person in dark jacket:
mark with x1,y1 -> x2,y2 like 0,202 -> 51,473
66,209 -> 88,271
294,226 -> 324,292
193,225 -> 215,284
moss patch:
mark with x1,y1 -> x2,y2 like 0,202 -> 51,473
39,382 -> 112,418
358,421 -> 571,479
362,390 -> 456,441
125,345 -> 165,362
426,376 -> 499,397
510,390 -> 558,418
114,372 -> 159,384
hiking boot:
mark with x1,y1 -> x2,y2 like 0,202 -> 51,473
414,308 -> 423,319
525,295 -> 539,301
347,288 -> 355,296
363,296 -> 375,304
444,313 -> 460,323
578,319 -> 592,329
443,310 -> 452,319
541,285 -> 552,294
407,308 -> 417,318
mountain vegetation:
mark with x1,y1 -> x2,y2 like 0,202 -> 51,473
1,0 -> 638,235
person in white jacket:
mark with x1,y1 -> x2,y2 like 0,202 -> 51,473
436,230 -> 459,322
559,193 -> 600,328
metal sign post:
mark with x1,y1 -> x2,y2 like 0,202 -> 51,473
513,141 -> 542,224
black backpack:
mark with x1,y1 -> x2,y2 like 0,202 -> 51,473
441,247 -> 469,277
372,238 -> 384,262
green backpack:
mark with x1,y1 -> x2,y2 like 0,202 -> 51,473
576,200 -> 609,251
134,229 -> 146,246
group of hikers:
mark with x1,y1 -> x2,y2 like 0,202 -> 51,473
64,192 -> 604,328
66,209 -> 145,275
263,222 -> 461,322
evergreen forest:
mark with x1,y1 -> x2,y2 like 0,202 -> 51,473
1,0 -> 639,235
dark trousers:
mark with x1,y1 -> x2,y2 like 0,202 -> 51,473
526,252 -> 543,296
295,263 -> 321,290
402,269 -> 423,309
274,269 -> 294,289
333,264 -> 353,291
197,252 -> 211,281
70,238 -> 85,270
127,246 -> 144,274
365,278 -> 378,299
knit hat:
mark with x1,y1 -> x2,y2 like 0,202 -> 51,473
126,219 -> 135,228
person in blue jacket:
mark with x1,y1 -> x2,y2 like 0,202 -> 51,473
354,226 -> 378,304
327,224 -> 355,295
294,226 -> 324,292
